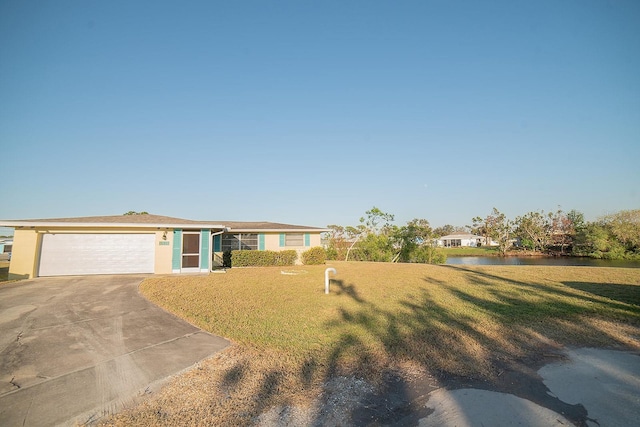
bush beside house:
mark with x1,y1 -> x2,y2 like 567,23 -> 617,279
229,250 -> 298,267
301,246 -> 326,265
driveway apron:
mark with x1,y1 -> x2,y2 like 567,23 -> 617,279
0,275 -> 229,426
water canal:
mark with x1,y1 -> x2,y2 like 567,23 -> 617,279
445,256 -> 640,268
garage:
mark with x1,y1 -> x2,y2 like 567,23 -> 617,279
38,233 -> 155,276
1,213 -> 325,280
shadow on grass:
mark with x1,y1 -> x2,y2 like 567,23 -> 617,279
331,278 -> 364,303
442,265 -> 640,314
308,266 -> 639,425
563,281 -> 640,306
212,266 -> 640,425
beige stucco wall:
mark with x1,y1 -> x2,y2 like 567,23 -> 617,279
308,233 -> 322,247
8,229 -> 39,280
263,233 -> 280,251
154,230 -> 174,274
262,232 -> 322,251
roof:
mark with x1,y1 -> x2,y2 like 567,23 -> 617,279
213,221 -> 325,232
439,233 -> 484,240
7,214 -> 201,224
0,214 -> 328,232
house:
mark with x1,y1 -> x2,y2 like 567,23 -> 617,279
0,214 -> 327,280
0,238 -> 12,260
438,233 -> 493,248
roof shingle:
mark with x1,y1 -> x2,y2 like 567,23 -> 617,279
0,214 -> 327,232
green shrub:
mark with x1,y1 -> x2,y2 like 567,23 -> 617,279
274,250 -> 298,266
520,238 -> 535,251
232,250 -> 273,267
230,250 -> 298,267
412,246 -> 447,264
325,246 -> 338,260
302,246 -> 327,265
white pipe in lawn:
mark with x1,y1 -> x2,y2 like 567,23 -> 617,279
325,267 -> 336,294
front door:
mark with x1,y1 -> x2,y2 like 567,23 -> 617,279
181,232 -> 200,272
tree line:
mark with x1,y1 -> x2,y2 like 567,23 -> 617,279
325,207 -> 640,264
469,207 -> 640,260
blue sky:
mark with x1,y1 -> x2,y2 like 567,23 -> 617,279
1,0 -> 639,235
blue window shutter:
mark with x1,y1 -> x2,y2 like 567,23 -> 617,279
304,233 -> 310,247
200,230 -> 210,269
172,230 -> 182,271
279,233 -> 285,247
259,234 -> 265,250
214,234 -> 221,252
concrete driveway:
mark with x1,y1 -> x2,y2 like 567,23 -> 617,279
0,275 -> 229,426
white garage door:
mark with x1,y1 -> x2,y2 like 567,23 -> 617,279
39,234 -> 155,276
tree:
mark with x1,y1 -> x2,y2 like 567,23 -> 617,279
344,224 -> 367,261
564,209 -> 585,254
353,232 -> 396,262
324,225 -> 347,260
572,209 -> 640,260
470,216 -> 492,246
549,209 -> 576,254
572,222 -> 623,259
514,210 -> 551,252
402,218 -> 445,264
344,207 -> 396,262
476,208 -> 513,256
396,218 -> 434,263
567,210 -> 585,232
124,211 -> 149,215
362,206 -> 395,234
333,208 -> 445,264
603,209 -> 640,251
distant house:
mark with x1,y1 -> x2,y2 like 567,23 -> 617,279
0,238 -> 12,259
0,214 -> 327,280
438,233 -> 494,248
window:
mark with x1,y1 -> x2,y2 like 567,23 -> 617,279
444,239 -> 461,247
285,233 -> 304,246
222,233 -> 258,251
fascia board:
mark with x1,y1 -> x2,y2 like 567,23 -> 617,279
0,221 -> 228,230
226,228 -> 330,233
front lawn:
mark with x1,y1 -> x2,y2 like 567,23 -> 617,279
105,262 -> 640,426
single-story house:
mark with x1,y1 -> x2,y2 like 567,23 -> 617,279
438,233 -> 494,248
0,239 -> 12,259
0,214 -> 328,280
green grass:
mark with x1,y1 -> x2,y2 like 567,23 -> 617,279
141,262 -> 640,376
441,246 -> 500,256
107,262 -> 640,426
